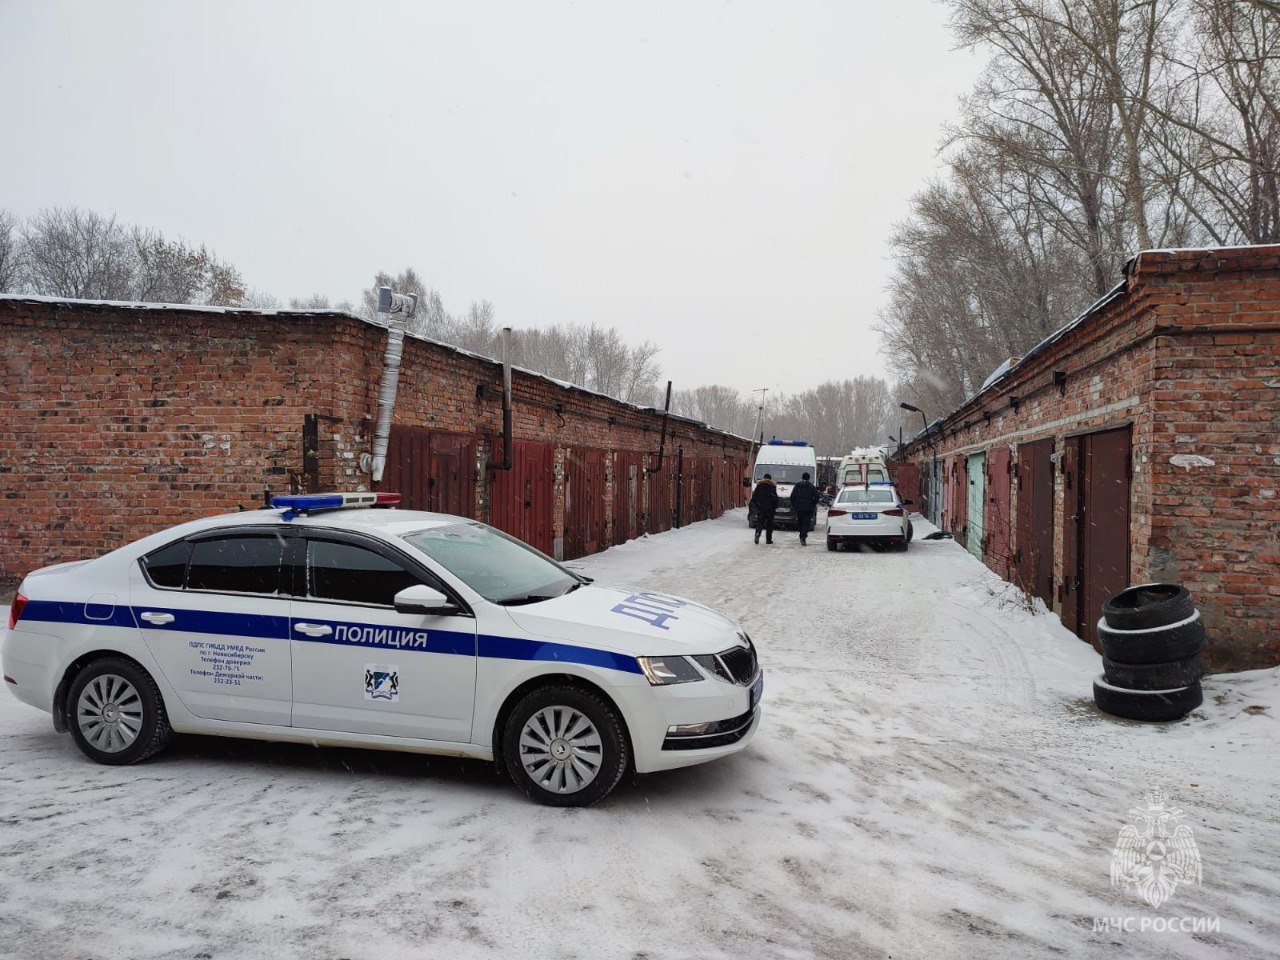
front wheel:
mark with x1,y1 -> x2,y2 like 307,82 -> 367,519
67,657 -> 172,765
503,685 -> 630,807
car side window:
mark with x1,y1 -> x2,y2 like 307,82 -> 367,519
307,540 -> 425,607
187,535 -> 286,595
142,540 -> 190,588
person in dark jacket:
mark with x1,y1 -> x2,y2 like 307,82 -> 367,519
790,472 -> 820,545
749,474 -> 778,544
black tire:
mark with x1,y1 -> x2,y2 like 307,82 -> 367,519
503,684 -> 629,807
1098,615 -> 1205,665
67,657 -> 172,766
826,538 -> 837,552
1102,584 -> 1194,631
907,521 -> 914,543
1092,676 -> 1203,722
1103,654 -> 1204,691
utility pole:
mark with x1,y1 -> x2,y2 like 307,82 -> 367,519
746,387 -> 768,482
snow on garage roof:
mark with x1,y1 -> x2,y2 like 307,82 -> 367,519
0,292 -> 751,444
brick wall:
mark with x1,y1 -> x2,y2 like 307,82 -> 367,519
0,298 -> 751,582
902,245 -> 1280,672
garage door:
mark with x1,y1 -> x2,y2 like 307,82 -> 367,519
966,452 -> 986,560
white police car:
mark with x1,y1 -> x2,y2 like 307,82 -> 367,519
2,493 -> 762,806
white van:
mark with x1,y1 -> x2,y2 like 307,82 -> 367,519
837,448 -> 890,487
748,440 -> 818,531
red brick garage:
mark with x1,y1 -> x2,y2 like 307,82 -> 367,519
0,296 -> 752,581
902,245 -> 1280,672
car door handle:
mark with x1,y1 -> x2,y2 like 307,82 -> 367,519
139,611 -> 175,625
293,623 -> 333,637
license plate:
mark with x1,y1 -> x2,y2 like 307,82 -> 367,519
852,512 -> 877,520
750,673 -> 763,709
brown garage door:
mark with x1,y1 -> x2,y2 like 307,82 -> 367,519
379,426 -> 476,519
1015,439 -> 1055,608
488,439 -> 555,556
564,448 -> 608,560
1063,427 -> 1132,642
985,446 -> 1013,579
612,450 -> 644,546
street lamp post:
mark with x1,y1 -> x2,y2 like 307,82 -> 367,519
899,402 -> 936,523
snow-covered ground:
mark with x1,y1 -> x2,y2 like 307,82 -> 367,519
1,509 -> 1277,960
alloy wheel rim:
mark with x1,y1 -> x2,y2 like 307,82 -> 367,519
519,706 -> 604,794
77,674 -> 143,753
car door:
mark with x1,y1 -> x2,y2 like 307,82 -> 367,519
131,527 -> 294,725
287,531 -> 478,742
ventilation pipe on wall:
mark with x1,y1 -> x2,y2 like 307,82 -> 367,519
646,381 -> 673,474
369,286 -> 418,484
488,326 -> 514,471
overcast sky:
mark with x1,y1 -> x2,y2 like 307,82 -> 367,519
0,0 -> 979,396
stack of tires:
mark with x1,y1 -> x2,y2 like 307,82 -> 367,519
1092,584 -> 1205,722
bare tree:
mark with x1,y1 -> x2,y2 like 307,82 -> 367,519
20,208 -> 135,300
0,209 -> 21,293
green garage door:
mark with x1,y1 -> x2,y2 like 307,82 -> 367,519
966,452 -> 986,560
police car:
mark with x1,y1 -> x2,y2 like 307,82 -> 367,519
2,493 -> 763,806
825,483 -> 914,551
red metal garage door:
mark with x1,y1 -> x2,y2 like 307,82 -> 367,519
564,448 -> 609,560
1073,427 -> 1132,646
379,426 -> 476,518
646,458 -> 675,534
984,446 -> 1013,579
949,454 -> 968,542
612,450 -> 644,546
1015,439 -> 1055,608
488,438 -> 555,556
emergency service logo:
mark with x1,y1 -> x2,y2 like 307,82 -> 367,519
1110,788 -> 1202,909
364,664 -> 399,702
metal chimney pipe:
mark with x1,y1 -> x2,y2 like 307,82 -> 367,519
369,286 -> 418,484
646,381 -> 673,474
488,326 -> 514,471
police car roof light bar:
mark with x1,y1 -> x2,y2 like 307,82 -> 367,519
271,491 -> 401,520
767,439 -> 809,446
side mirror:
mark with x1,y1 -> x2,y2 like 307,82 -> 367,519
394,584 -> 458,616
742,477 -> 751,488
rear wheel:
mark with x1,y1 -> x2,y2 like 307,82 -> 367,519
503,685 -> 629,807
826,538 -> 837,552
67,658 -> 172,765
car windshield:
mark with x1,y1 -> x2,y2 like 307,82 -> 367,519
837,488 -> 895,504
754,464 -> 810,484
401,522 -> 578,605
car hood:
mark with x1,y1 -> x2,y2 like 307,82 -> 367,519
500,582 -> 744,656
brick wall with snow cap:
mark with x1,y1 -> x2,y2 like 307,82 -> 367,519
0,296 -> 752,583
901,244 -> 1280,672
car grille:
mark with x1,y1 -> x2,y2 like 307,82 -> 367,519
662,707 -> 758,751
718,638 -> 758,685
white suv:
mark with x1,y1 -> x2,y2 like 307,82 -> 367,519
2,493 -> 763,806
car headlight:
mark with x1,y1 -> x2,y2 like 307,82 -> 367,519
637,655 -> 703,685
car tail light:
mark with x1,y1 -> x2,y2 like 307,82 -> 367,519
882,508 -> 904,517
827,509 -> 847,517
8,593 -> 28,630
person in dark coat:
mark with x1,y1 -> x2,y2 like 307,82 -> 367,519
749,474 -> 778,544
790,472 -> 820,545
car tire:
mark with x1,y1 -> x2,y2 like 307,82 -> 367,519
1092,676 -> 1203,722
67,657 -> 172,766
826,538 -> 837,552
907,521 -> 914,543
1101,584 -> 1194,631
1098,614 -> 1205,665
503,684 -> 629,807
1102,654 -> 1204,691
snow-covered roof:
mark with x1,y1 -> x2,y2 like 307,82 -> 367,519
0,292 -> 752,445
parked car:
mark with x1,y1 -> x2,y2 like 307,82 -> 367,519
826,484 -> 913,551
2,492 -> 763,807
